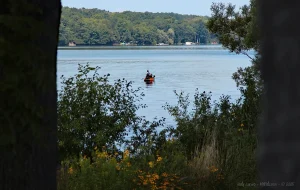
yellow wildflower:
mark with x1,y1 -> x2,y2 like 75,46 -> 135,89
209,166 -> 218,173
157,156 -> 162,162
241,123 -> 244,127
68,167 -> 74,174
143,180 -> 148,185
163,181 -> 169,186
152,174 -> 159,180
116,165 -> 121,171
123,149 -> 130,159
149,161 -> 154,168
138,175 -> 144,180
97,151 -> 108,158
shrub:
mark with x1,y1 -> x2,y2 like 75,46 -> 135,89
57,148 -> 187,190
58,64 -> 146,161
57,60 -> 261,189
164,85 -> 259,189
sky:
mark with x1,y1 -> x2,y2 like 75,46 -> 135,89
61,0 -> 250,16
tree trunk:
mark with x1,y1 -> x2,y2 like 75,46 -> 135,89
258,1 -> 300,189
0,0 -> 61,189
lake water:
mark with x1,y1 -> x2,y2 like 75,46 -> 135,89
57,45 -> 253,127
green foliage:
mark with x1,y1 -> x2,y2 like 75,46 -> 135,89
57,150 -> 136,190
57,1 -> 262,189
57,148 -> 187,190
59,7 -> 215,45
206,0 -> 262,120
57,64 -> 146,160
57,84 -> 259,189
207,1 -> 258,53
206,0 -> 262,121
162,2 -> 262,185
164,91 -> 213,159
57,63 -> 170,162
164,88 -> 258,189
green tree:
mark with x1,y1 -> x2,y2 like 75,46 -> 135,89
156,29 -> 169,44
167,28 -> 175,44
197,21 -> 210,44
207,0 -> 262,106
115,19 -> 133,43
207,1 -> 259,60
58,7 -> 212,45
132,24 -> 157,45
173,23 -> 196,43
199,0 -> 261,186
57,64 -> 146,160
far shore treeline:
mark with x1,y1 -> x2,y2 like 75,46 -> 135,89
59,7 -> 218,46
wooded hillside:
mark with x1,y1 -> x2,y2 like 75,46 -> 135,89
59,7 -> 217,46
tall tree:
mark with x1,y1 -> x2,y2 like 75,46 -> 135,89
258,0 -> 300,187
207,1 -> 258,60
0,0 -> 61,189
207,0 -> 261,184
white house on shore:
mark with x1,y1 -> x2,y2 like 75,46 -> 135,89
185,42 -> 194,45
68,41 -> 76,46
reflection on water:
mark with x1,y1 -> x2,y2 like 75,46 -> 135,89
145,81 -> 155,88
57,46 -> 253,128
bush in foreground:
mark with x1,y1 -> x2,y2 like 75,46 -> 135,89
57,62 -> 260,189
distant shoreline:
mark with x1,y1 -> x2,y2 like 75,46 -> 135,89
57,44 -> 223,50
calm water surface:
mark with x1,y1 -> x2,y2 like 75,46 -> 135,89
57,45 -> 253,127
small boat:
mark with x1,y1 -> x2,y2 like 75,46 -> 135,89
144,75 -> 155,82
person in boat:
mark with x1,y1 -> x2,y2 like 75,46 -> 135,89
146,70 -> 152,78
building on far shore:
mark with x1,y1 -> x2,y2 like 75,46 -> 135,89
68,41 -> 76,46
185,42 -> 195,45
156,43 -> 169,46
